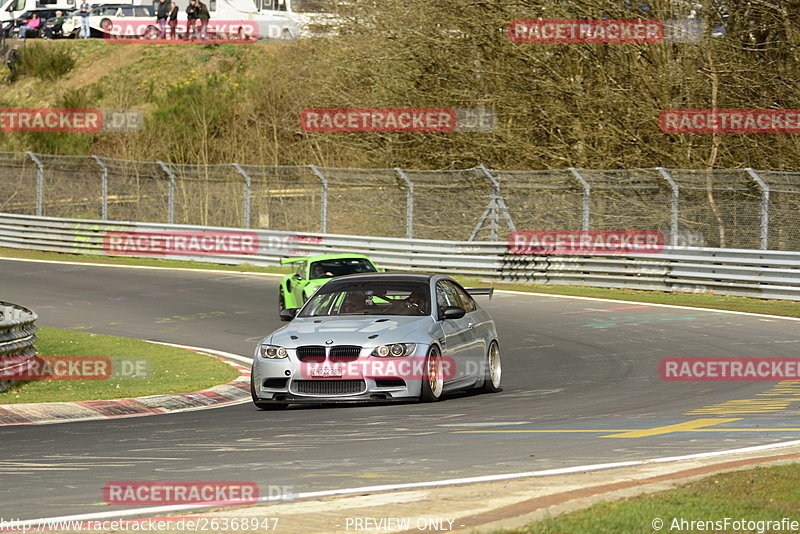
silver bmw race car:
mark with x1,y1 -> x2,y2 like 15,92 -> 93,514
250,273 -> 502,409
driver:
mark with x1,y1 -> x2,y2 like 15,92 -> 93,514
395,291 -> 427,315
311,264 -> 333,279
342,291 -> 367,313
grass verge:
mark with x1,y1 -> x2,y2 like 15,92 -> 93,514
505,463 -> 800,534
0,327 -> 239,404
1,246 -> 798,318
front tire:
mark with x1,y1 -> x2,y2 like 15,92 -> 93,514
251,373 -> 288,410
278,288 -> 286,313
481,341 -> 502,393
420,345 -> 444,402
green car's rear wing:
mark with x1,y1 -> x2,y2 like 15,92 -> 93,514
280,257 -> 307,265
466,288 -> 494,299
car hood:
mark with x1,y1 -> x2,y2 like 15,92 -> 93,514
267,315 -> 434,347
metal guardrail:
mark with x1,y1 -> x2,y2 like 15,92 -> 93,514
1,213 -> 799,301
0,301 -> 38,392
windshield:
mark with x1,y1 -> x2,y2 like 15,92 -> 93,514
290,0 -> 329,13
308,258 -> 376,280
299,281 -> 430,317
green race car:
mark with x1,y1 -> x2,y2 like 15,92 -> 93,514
278,254 -> 381,312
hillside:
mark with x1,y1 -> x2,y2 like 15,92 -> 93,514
2,0 -> 800,171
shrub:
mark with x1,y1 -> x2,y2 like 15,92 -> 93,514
16,42 -> 76,81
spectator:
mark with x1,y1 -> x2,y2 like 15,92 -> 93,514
18,13 -> 40,39
155,0 -> 169,38
167,1 -> 178,39
43,11 -> 65,39
79,1 -> 90,39
5,45 -> 18,81
185,0 -> 198,39
196,0 -> 209,40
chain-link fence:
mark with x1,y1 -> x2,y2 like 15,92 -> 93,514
2,151 -> 799,250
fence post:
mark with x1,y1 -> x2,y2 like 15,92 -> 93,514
158,161 -> 175,224
309,165 -> 328,234
746,168 -> 769,250
26,152 -> 43,217
478,164 -> 516,240
233,163 -> 251,229
656,167 -> 680,247
92,156 -> 108,221
395,167 -> 414,239
568,167 -> 590,231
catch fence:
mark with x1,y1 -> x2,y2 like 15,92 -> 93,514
1,151 -> 798,250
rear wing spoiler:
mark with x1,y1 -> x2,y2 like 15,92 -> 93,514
280,257 -> 308,265
466,288 -> 494,299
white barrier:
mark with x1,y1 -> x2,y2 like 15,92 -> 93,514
1,213 -> 798,301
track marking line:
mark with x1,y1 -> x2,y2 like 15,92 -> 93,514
496,289 -> 800,322
0,256 -> 284,277
599,418 -> 741,438
561,305 -> 654,315
14,439 -> 800,528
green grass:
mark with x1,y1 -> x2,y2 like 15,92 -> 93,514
504,464 -> 800,534
449,277 -> 800,318
1,246 -> 798,318
0,327 -> 239,404
487,281 -> 800,318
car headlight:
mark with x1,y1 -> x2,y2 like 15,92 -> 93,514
259,344 -> 288,359
371,343 -> 415,357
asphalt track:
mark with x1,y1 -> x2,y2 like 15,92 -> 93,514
2,258 -> 800,521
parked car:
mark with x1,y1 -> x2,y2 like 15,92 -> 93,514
62,4 -> 155,38
3,8 -> 60,38
0,0 -> 73,31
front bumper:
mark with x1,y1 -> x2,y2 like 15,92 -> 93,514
251,346 -> 428,404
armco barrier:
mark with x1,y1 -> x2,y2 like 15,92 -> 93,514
0,212 -> 799,301
0,301 -> 38,392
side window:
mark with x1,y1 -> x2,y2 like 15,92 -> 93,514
435,281 -> 460,318
452,283 -> 476,312
134,7 -> 150,16
121,6 -> 134,16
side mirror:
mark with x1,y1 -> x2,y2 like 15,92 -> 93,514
291,273 -> 301,280
442,306 -> 466,320
279,308 -> 298,321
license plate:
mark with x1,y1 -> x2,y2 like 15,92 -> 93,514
309,367 -> 343,378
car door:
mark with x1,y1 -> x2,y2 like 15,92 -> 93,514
287,260 -> 307,307
450,282 -> 489,380
434,280 -> 478,388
